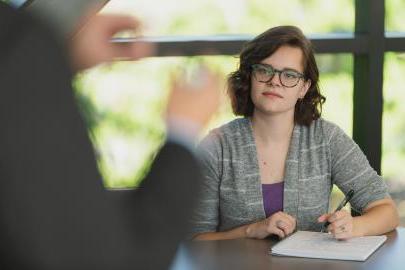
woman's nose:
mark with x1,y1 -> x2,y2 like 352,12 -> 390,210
266,71 -> 281,86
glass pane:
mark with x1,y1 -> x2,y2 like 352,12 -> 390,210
102,0 -> 354,36
75,53 -> 353,190
75,56 -> 234,188
317,54 -> 353,136
317,54 -> 353,210
386,0 -> 405,32
382,52 -> 405,225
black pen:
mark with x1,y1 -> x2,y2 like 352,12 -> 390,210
321,189 -> 355,232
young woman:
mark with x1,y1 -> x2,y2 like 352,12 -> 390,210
191,26 -> 399,241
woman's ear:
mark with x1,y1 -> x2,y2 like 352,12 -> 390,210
300,79 -> 311,98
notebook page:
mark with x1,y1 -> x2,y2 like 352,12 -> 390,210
271,231 -> 387,261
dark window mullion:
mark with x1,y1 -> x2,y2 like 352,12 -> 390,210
113,33 -> 370,57
353,0 -> 385,174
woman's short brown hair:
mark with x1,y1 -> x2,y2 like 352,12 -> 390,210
227,25 -> 325,126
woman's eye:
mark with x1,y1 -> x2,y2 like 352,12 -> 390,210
284,72 -> 298,79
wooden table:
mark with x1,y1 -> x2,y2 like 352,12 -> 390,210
171,228 -> 405,270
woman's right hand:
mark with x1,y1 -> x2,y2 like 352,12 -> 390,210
245,211 -> 296,239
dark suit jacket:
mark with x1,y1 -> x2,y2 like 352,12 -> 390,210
0,3 -> 201,269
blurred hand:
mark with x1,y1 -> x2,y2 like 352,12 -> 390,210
166,66 -> 221,132
246,211 -> 296,239
318,209 -> 354,240
69,13 -> 154,71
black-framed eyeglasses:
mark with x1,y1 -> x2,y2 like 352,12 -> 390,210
251,63 -> 305,88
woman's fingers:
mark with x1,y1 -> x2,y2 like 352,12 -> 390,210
276,220 -> 294,235
324,210 -> 354,239
327,210 -> 347,223
274,212 -> 296,230
268,225 -> 286,239
272,213 -> 295,236
318,213 -> 331,223
330,215 -> 349,230
279,212 -> 296,227
264,212 -> 298,239
333,226 -> 353,240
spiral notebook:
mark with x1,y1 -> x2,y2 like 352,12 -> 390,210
270,230 -> 387,261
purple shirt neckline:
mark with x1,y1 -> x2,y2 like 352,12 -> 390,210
262,182 -> 284,218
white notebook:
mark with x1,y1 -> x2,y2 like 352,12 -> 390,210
270,230 -> 387,261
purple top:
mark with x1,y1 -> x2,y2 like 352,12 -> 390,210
262,182 -> 284,218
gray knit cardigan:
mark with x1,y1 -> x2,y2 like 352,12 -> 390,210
191,118 -> 389,235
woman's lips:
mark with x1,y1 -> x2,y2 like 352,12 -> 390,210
262,91 -> 283,98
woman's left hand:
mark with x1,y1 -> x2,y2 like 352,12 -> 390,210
318,210 -> 354,240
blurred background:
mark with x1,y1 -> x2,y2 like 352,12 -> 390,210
78,0 -> 357,188
3,0 -> 405,224
80,0 -> 405,225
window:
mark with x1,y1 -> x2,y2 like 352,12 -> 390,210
73,0 -> 405,223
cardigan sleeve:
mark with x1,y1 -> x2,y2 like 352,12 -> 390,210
326,121 -> 390,214
189,130 -> 223,236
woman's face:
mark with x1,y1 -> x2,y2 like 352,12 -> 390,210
250,45 -> 311,117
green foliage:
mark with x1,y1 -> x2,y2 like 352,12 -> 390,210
386,0 -> 405,32
382,53 -> 405,181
